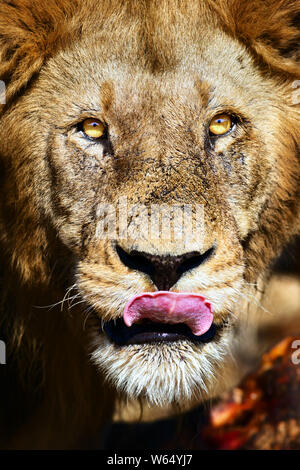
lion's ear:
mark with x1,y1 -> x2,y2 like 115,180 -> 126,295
214,0 -> 300,76
0,0 -> 79,103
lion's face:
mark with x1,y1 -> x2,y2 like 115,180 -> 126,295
0,2 -> 299,406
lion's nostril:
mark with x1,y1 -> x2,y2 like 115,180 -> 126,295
116,245 -> 155,277
116,245 -> 216,291
176,246 -> 216,277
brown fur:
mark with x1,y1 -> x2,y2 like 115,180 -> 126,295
0,0 -> 299,449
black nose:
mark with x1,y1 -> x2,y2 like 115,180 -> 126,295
116,245 -> 216,291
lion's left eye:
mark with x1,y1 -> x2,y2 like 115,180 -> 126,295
209,114 -> 233,136
81,118 -> 106,139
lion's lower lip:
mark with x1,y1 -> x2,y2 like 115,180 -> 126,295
103,318 -> 217,346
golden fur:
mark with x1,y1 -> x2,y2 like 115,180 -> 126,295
0,0 -> 299,449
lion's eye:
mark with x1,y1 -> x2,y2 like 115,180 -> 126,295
82,118 -> 106,139
209,114 -> 232,136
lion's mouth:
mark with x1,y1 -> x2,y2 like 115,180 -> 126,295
103,318 -> 217,345
103,291 -> 217,346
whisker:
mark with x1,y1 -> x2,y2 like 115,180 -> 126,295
231,285 -> 272,317
33,283 -> 78,312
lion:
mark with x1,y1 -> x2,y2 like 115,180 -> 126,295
0,0 -> 299,449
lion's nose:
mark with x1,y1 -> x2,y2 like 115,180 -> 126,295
116,245 -> 216,291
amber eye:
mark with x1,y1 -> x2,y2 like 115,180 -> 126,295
82,118 -> 106,139
209,114 -> 232,136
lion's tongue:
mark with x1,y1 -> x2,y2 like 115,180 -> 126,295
123,292 -> 213,336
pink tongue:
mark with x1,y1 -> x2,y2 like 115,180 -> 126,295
123,291 -> 213,336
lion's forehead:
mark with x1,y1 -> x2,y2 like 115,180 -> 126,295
39,26 -> 269,122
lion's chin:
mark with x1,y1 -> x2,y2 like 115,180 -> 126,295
89,328 -> 236,406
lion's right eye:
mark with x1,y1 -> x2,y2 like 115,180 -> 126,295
81,118 -> 106,140
209,114 -> 233,136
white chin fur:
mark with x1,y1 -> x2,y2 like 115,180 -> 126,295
90,329 -> 237,406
